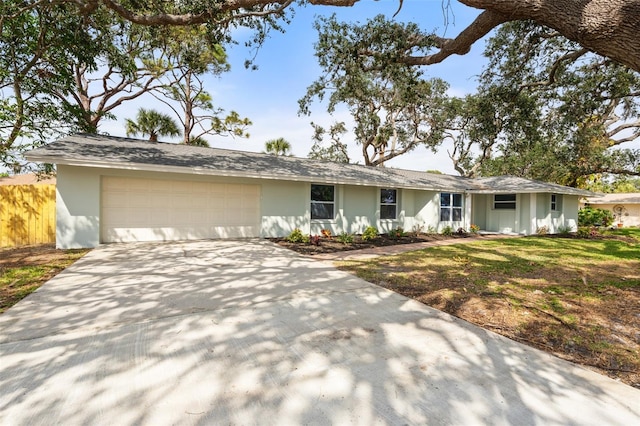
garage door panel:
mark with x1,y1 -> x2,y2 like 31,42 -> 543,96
101,177 -> 260,243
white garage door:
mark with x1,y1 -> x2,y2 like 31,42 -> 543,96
101,177 -> 261,243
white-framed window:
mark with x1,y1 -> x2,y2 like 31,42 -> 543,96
551,194 -> 562,211
310,184 -> 335,220
440,193 -> 463,221
494,194 -> 516,210
380,189 -> 398,220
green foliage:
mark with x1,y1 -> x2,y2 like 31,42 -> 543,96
265,138 -> 292,156
469,224 -> 480,234
578,207 -> 614,227
286,228 -> 309,244
388,227 -> 405,239
577,227 -> 600,239
583,175 -> 640,193
0,1 -> 100,170
361,226 -> 379,241
125,108 -> 181,141
307,122 -> 350,163
426,225 -> 437,234
337,232 -> 354,244
474,21 -> 640,186
557,225 -> 572,235
300,15 -> 453,167
153,28 -> 251,144
441,226 -> 453,236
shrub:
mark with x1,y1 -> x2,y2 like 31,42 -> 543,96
469,224 -> 480,234
536,226 -> 549,235
321,229 -> 332,239
411,223 -> 425,235
361,226 -> 379,241
388,227 -> 405,239
287,228 -> 309,244
310,235 -> 321,246
426,225 -> 437,234
578,206 -> 614,227
577,226 -> 600,239
337,232 -> 354,244
441,226 -> 453,236
557,225 -> 572,235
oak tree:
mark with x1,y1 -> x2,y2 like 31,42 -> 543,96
300,15 -> 453,167
7,1 -> 637,72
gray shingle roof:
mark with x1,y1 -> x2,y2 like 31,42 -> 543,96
25,134 -> 593,196
586,193 -> 640,204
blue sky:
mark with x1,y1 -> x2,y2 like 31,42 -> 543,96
101,0 -> 490,174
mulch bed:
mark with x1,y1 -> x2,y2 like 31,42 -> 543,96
270,233 -> 476,256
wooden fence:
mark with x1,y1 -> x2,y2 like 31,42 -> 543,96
0,184 -> 56,248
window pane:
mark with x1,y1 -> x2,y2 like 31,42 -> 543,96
494,202 -> 516,210
440,193 -> 451,207
440,208 -> 451,221
380,189 -> 397,204
311,203 -> 334,219
311,184 -> 334,202
381,205 -> 396,220
452,207 -> 462,221
495,194 -> 516,202
452,193 -> 463,207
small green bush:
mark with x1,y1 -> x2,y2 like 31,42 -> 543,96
361,226 -> 379,241
388,227 -> 405,239
426,225 -> 437,234
337,232 -> 354,244
469,224 -> 480,234
578,206 -> 614,227
441,226 -> 453,236
577,226 -> 600,239
557,225 -> 572,235
287,228 -> 309,243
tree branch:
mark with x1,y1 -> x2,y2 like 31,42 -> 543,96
397,10 -> 509,66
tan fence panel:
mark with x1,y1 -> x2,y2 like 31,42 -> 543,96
0,184 -> 56,247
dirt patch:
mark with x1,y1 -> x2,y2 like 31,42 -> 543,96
1,244 -> 90,313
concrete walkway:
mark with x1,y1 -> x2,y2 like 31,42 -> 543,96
1,240 -> 638,425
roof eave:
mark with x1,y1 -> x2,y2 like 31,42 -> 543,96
26,155 -> 449,192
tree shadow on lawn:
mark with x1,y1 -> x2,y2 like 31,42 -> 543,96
337,238 -> 640,387
0,239 -> 638,424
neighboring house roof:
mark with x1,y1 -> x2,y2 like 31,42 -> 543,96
25,134 -> 593,196
0,173 -> 56,186
586,193 -> 640,204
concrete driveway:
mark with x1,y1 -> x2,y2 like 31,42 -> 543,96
1,240 -> 638,425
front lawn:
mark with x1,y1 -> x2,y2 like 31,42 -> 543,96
337,229 -> 640,387
0,244 -> 90,313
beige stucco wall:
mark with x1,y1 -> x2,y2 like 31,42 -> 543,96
584,203 -> 640,227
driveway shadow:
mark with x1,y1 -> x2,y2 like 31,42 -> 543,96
1,240 -> 638,425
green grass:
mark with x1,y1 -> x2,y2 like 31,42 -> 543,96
337,231 -> 640,385
0,248 -> 88,313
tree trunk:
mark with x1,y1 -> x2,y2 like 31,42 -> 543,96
461,0 -> 640,72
